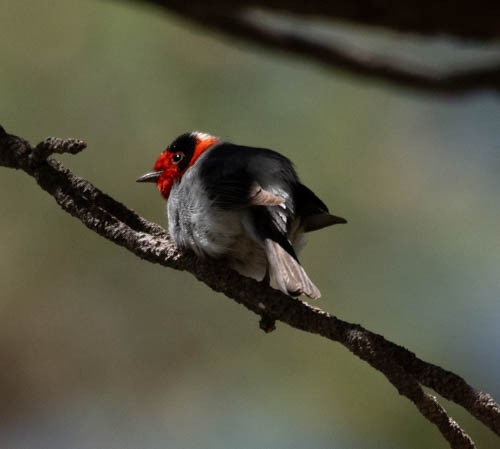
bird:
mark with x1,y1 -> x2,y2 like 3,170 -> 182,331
137,131 -> 346,299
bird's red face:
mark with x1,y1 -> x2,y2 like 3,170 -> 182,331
137,132 -> 219,199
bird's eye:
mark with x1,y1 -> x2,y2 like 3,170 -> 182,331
172,153 -> 184,164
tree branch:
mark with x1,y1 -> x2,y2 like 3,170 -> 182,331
134,1 -> 500,95
1,126 -> 499,448
141,0 -> 500,39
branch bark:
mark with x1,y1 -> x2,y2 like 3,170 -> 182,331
1,126 -> 499,449
133,1 -> 500,95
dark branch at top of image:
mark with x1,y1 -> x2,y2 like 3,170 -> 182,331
144,0 -> 500,39
138,0 -> 500,96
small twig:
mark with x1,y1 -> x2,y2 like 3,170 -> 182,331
1,127 -> 499,449
259,313 -> 276,333
33,137 -> 86,162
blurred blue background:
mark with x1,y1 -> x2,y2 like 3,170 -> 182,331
1,1 -> 499,448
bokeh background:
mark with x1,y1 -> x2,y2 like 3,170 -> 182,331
1,1 -> 500,448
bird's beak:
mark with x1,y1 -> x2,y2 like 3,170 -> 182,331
136,171 -> 162,183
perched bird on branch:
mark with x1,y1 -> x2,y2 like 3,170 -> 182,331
138,131 -> 346,298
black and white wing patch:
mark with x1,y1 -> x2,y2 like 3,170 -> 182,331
248,181 -> 285,207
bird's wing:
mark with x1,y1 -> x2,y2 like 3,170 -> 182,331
252,204 -> 321,299
248,181 -> 285,206
294,183 -> 347,232
197,143 -> 297,210
195,143 -> 328,298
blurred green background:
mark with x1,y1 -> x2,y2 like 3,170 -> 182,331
1,1 -> 500,448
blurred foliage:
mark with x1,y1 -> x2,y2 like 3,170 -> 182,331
1,1 -> 500,448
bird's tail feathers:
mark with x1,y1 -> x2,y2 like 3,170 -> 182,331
303,213 -> 347,233
264,239 -> 321,299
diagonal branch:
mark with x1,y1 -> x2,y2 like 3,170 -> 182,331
1,126 -> 499,449
137,1 -> 500,95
